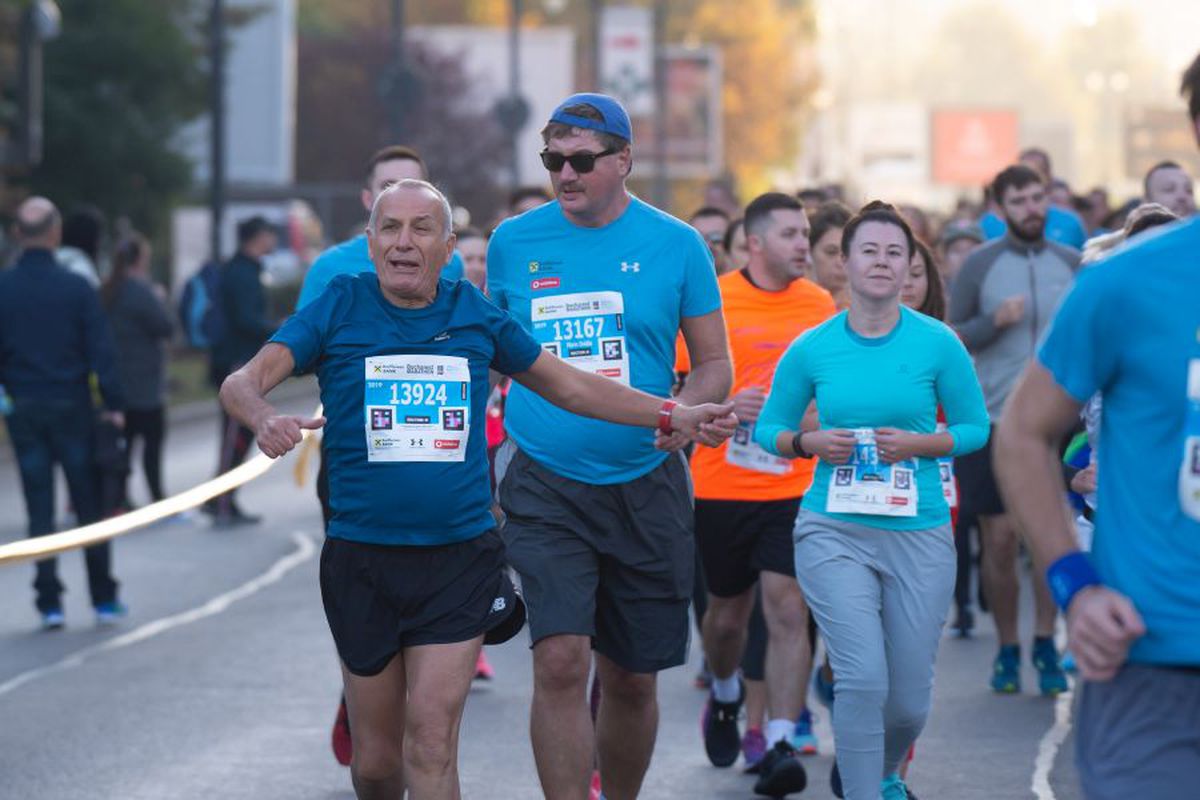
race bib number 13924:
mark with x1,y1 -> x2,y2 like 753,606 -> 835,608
363,354 -> 471,462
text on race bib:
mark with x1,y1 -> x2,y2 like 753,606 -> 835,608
531,291 -> 631,385
363,354 -> 471,463
826,428 -> 919,517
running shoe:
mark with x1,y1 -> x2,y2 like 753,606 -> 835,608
1062,650 -> 1078,674
474,650 -> 495,680
812,663 -> 835,711
881,772 -> 910,800
830,761 -> 843,798
741,727 -> 767,773
752,740 -> 808,797
331,696 -> 352,767
701,680 -> 744,767
990,644 -> 1021,694
790,708 -> 818,755
41,609 -> 65,631
1032,637 -> 1069,696
589,769 -> 602,800
95,602 -> 128,626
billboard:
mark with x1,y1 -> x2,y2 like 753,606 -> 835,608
931,109 -> 1019,186
631,47 -> 723,179
600,5 -> 654,117
1125,106 -> 1200,180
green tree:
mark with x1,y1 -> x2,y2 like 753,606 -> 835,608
23,0 -> 209,240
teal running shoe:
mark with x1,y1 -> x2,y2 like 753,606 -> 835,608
990,644 -> 1021,694
1033,637 -> 1069,696
881,772 -> 910,800
791,708 -> 818,755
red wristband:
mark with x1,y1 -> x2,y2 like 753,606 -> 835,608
658,400 -> 678,435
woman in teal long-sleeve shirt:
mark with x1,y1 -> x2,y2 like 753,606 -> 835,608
753,202 -> 988,800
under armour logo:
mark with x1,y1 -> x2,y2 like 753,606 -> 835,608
620,261 -> 640,273
433,331 -> 451,342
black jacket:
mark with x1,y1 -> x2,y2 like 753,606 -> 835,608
105,276 -> 174,410
0,248 -> 124,410
213,252 -> 275,374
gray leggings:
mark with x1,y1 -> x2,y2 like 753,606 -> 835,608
793,510 -> 955,800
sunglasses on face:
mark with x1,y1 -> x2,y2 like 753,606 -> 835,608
539,147 -> 618,174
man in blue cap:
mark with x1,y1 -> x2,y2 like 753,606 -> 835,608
488,94 -> 735,799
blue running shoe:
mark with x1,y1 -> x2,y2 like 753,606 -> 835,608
812,664 -> 835,711
1033,637 -> 1069,696
95,601 -> 128,627
791,708 -> 818,755
881,772 -> 909,800
1062,650 -> 1078,673
41,609 -> 65,631
990,644 -> 1021,694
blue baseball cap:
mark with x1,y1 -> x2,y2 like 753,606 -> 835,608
549,93 -> 633,143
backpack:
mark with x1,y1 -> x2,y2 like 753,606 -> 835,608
178,261 -> 226,348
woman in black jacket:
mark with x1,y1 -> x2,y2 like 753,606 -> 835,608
102,233 -> 174,505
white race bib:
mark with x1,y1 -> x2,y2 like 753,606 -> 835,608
825,428 -> 918,517
726,422 -> 791,475
531,291 -> 630,385
936,423 -> 958,509
363,354 -> 471,462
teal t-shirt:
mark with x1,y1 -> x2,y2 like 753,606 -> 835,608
298,234 -> 465,310
755,307 -> 989,530
1037,217 -> 1200,666
487,197 -> 721,484
271,274 -> 541,546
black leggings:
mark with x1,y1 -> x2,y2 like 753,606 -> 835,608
125,406 -> 166,502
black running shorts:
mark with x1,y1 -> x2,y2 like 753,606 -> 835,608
319,529 -> 523,677
497,442 -> 694,674
694,497 -> 803,598
955,426 -> 1005,517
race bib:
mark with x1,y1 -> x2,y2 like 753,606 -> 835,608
363,354 -> 471,462
531,291 -> 630,385
726,422 -> 791,475
936,423 -> 958,509
826,428 -> 918,517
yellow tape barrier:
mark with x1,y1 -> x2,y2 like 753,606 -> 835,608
0,405 -> 323,568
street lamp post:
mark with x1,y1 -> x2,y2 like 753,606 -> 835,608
209,0 -> 226,267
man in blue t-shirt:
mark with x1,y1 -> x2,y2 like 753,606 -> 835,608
487,93 -> 734,799
220,179 -> 735,800
995,51 -> 1200,799
298,145 -> 467,766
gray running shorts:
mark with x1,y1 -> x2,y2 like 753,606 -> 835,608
496,440 -> 694,673
1076,663 -> 1200,799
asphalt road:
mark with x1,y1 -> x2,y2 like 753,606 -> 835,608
0,384 -> 1083,799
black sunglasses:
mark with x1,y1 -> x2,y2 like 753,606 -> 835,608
539,147 -> 618,174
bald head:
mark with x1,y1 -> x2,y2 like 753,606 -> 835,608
15,197 -> 62,248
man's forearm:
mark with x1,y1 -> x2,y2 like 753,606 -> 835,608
674,358 -> 733,406
219,370 -> 276,432
994,423 -> 1081,570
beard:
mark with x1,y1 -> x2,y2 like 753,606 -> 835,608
1008,215 -> 1046,242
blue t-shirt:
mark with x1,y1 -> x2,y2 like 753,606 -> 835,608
488,197 -> 721,484
979,207 -> 1087,250
1037,217 -> 1200,666
755,308 -> 990,531
271,274 -> 541,546
297,234 -> 465,310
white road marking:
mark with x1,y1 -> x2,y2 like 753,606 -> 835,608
1032,689 -> 1073,799
0,531 -> 315,699
1032,626 -> 1074,800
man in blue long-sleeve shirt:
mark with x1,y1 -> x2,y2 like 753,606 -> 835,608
205,216 -> 278,527
0,197 -> 126,629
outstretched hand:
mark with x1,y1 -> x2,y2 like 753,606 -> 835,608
256,414 -> 326,459
672,402 -> 738,448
